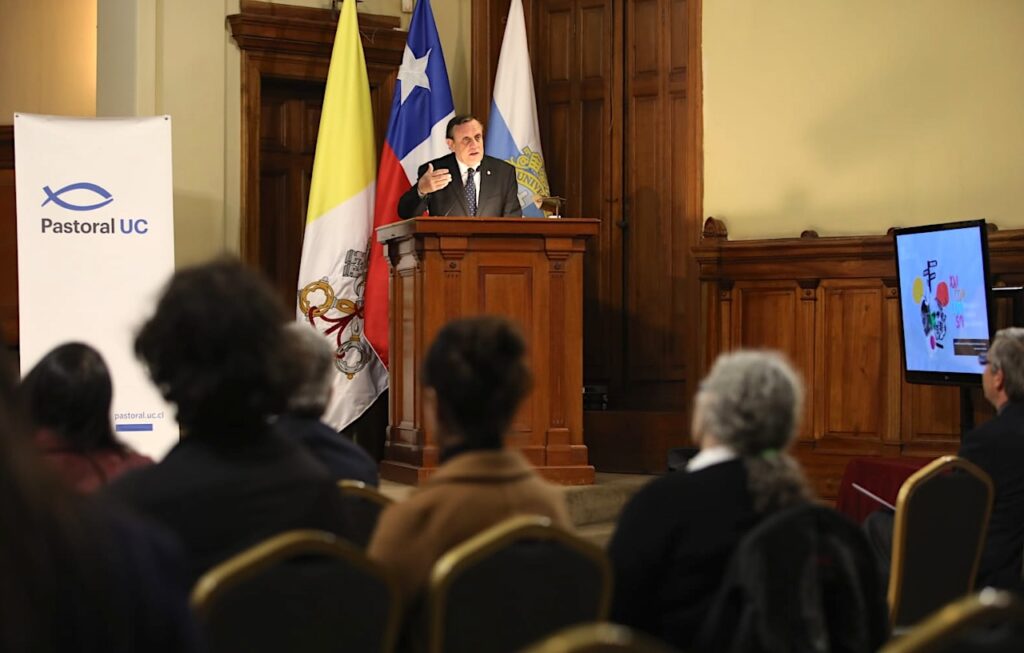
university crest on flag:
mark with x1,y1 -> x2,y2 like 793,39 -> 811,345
485,0 -> 551,218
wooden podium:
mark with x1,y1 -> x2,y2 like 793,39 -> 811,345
377,217 -> 598,485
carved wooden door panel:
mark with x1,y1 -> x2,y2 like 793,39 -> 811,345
531,0 -> 702,470
258,78 -> 322,307
534,0 -> 621,392
621,0 -> 698,413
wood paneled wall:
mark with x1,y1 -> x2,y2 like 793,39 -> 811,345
694,219 -> 1023,500
0,126 -> 16,345
509,0 -> 703,472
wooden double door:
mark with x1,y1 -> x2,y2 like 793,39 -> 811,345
476,0 -> 704,470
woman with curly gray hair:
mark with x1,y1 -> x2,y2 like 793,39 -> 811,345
608,350 -> 812,651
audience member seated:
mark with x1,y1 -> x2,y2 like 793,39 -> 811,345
105,259 -> 347,583
368,316 -> 572,601
0,349 -> 200,652
951,327 -> 1024,591
608,350 -> 813,650
275,322 -> 379,486
20,342 -> 152,493
866,327 -> 1024,592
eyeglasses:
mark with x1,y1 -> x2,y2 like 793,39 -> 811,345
978,352 -> 989,366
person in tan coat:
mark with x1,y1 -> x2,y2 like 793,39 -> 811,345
368,316 -> 572,601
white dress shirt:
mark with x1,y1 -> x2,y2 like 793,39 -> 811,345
685,444 -> 737,472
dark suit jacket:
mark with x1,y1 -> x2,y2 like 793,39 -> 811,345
397,153 -> 521,219
105,426 -> 347,583
607,459 -> 762,650
275,414 -> 379,486
958,401 -> 1024,589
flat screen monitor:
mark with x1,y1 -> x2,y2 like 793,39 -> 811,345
893,219 -> 993,385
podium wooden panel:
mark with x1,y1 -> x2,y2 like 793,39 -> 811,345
377,217 -> 598,485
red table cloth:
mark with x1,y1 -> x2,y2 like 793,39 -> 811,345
835,457 -> 932,523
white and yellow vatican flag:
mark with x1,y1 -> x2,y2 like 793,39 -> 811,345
296,0 -> 387,431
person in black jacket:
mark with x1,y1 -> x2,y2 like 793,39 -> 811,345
607,350 -> 813,650
865,327 -> 1024,592
397,115 -> 521,219
275,322 -> 379,486
106,259 -> 347,583
958,327 -> 1024,589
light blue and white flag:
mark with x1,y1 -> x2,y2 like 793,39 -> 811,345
485,0 -> 550,217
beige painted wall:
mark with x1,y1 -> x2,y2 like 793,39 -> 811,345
97,0 -> 227,267
0,0 -> 97,120
703,0 -> 1024,240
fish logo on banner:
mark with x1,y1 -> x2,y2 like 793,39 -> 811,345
41,182 -> 114,211
37,180 -> 149,236
485,0 -> 550,218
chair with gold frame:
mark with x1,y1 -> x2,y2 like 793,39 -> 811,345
426,515 -> 612,653
338,479 -> 394,548
519,623 -> 682,653
888,456 -> 994,631
880,589 -> 1024,653
191,529 -> 401,653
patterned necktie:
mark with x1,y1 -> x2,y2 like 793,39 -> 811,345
464,167 -> 478,216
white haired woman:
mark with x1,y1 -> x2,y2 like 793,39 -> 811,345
607,350 -> 812,651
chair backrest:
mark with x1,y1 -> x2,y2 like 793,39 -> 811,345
696,503 -> 889,653
520,623 -> 681,653
427,515 -> 612,653
889,456 -> 994,629
191,529 -> 401,653
880,589 -> 1024,653
338,479 -> 393,548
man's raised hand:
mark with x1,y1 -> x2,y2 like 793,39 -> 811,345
417,163 -> 452,196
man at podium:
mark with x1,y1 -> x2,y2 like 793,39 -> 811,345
397,115 -> 521,219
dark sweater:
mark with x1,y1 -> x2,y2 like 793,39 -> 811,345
958,401 -> 1024,589
274,414 -> 379,486
608,459 -> 761,650
106,425 -> 346,583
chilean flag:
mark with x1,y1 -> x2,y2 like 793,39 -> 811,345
364,0 -> 455,368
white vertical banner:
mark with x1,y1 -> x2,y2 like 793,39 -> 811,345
15,114 -> 178,459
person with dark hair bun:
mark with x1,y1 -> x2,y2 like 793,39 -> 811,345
20,342 -> 152,493
0,346 -> 200,652
369,316 -> 571,600
106,258 -> 347,582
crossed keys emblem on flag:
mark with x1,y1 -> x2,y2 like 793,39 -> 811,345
298,261 -> 372,380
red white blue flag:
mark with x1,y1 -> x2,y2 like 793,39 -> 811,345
364,0 -> 455,368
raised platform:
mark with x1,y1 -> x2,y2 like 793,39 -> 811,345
379,472 -> 656,547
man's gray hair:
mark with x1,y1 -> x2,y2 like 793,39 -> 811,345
283,322 -> 334,417
987,327 -> 1024,402
694,350 -> 803,456
694,350 -> 811,513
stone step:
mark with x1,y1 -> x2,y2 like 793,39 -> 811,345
562,472 -> 654,528
575,521 -> 618,549
379,471 -> 656,541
